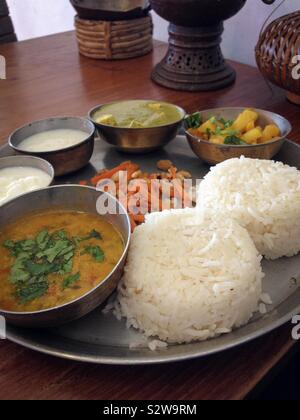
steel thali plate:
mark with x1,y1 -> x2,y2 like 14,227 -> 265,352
1,136 -> 300,365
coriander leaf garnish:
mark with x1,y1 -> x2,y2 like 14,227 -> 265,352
63,251 -> 74,261
24,260 -> 58,277
40,240 -> 74,263
16,277 -> 49,303
222,129 -> 240,137
215,126 -> 223,136
210,116 -> 217,126
220,118 -> 234,129
10,256 -> 31,284
81,245 -> 105,263
18,240 -> 36,252
63,272 -> 80,289
5,239 -> 36,257
74,230 -> 103,244
206,128 -> 212,139
224,136 -> 247,145
59,259 -> 73,276
58,231 -> 67,240
89,230 -> 102,240
4,240 -> 15,250
184,112 -> 202,129
36,230 -> 50,250
3,227 -> 103,304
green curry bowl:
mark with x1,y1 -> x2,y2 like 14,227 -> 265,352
89,100 -> 186,153
0,185 -> 131,328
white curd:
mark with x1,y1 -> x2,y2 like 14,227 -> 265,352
18,129 -> 88,152
0,167 -> 52,206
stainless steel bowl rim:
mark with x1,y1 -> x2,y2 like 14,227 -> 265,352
89,100 -> 186,129
9,116 -> 96,155
187,133 -> 286,149
185,107 -> 292,149
0,184 -> 131,316
0,155 -> 55,180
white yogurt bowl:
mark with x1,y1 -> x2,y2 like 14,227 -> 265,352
0,156 -> 54,207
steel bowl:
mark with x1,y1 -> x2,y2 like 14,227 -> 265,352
0,155 -> 54,206
70,0 -> 151,21
89,101 -> 186,154
9,117 -> 96,177
185,107 -> 292,165
0,185 -> 131,328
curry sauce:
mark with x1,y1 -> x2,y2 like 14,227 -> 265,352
0,211 -> 124,312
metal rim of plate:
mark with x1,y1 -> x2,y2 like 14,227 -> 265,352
1,136 -> 300,365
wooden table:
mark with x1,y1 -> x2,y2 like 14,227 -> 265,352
0,32 -> 299,401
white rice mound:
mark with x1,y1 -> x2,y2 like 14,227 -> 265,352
114,208 -> 263,345
197,157 -> 300,260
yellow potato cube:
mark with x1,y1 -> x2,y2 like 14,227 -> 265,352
199,119 -> 218,134
148,103 -> 163,111
246,121 -> 255,132
210,135 -> 225,145
96,114 -> 117,126
129,119 -> 145,128
261,124 -> 281,142
232,109 -> 259,133
242,127 -> 263,144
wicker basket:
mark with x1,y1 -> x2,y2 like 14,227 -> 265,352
75,15 -> 153,60
256,11 -> 300,104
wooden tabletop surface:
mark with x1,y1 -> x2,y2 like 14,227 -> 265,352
0,32 -> 299,401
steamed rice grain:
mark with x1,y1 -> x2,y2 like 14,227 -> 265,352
114,208 -> 263,345
197,157 -> 300,260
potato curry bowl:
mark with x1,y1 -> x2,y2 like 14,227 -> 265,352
185,107 -> 292,165
0,185 -> 131,328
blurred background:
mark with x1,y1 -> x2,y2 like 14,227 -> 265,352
6,0 -> 298,66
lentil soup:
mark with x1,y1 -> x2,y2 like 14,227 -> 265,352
0,210 -> 124,312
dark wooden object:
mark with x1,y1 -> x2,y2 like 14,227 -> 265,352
75,15 -> 153,60
150,0 -> 276,91
70,0 -> 151,21
0,15 -> 14,36
256,11 -> 300,105
151,22 -> 237,92
0,0 -> 8,17
0,34 -> 299,400
0,0 -> 16,44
